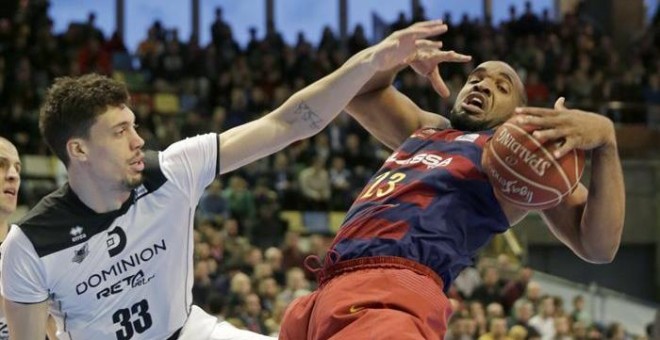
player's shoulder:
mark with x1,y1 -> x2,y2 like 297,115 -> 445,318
412,127 -> 492,146
141,149 -> 167,193
15,183 -> 122,258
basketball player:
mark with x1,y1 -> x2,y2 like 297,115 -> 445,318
0,21 -> 470,340
0,137 -> 20,340
279,56 -> 625,338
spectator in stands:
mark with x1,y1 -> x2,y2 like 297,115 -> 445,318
572,320 -> 589,339
347,24 -> 369,55
554,315 -> 572,340
521,281 -> 544,309
472,266 -> 505,306
222,218 -> 251,268
486,302 -> 506,319
529,296 -> 557,339
277,267 -> 310,306
226,271 -> 253,317
298,155 -> 331,211
198,178 -> 230,225
257,277 -> 280,314
446,316 -> 477,340
507,325 -> 528,340
569,294 -> 591,326
210,7 -> 231,46
328,155 -> 352,210
223,175 -> 256,228
239,293 -> 268,334
606,322 -> 627,340
478,317 -> 511,340
454,265 -> 482,300
77,37 -> 111,75
250,195 -> 287,250
264,247 -> 286,285
502,266 -> 534,313
469,301 -> 489,336
193,259 -> 214,308
510,300 -> 541,338
525,71 -> 550,106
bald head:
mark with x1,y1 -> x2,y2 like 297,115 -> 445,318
476,61 -> 527,105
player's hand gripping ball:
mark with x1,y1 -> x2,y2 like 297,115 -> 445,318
483,117 -> 585,210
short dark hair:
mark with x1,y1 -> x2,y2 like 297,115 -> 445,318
39,74 -> 129,165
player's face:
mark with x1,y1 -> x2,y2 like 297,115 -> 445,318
84,105 -> 145,191
450,61 -> 525,131
0,140 -> 21,215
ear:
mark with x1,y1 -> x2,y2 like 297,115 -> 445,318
67,138 -> 88,163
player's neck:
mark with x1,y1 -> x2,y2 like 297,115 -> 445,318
0,220 -> 9,242
68,169 -> 132,214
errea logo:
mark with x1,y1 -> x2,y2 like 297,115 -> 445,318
70,226 -> 87,242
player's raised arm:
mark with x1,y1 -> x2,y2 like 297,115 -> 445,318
218,21 -> 452,174
346,30 -> 471,150
5,300 -> 49,340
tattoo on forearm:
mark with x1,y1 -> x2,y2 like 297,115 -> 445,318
292,102 -> 323,130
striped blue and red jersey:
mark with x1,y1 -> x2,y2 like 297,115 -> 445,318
330,128 -> 510,291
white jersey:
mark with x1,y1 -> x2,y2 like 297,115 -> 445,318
0,245 -> 7,340
0,134 -> 219,340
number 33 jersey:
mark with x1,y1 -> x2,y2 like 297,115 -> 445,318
0,133 -> 219,339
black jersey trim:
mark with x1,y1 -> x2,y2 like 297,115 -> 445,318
17,150 -> 168,257
215,133 -> 220,176
142,150 -> 167,194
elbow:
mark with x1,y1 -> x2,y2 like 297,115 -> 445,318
582,243 -> 620,264
584,253 -> 616,265
580,220 -> 624,264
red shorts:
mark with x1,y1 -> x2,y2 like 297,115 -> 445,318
279,256 -> 453,340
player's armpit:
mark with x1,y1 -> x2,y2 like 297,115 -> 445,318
5,299 -> 49,340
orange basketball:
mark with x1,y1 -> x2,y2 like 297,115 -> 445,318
483,118 -> 585,210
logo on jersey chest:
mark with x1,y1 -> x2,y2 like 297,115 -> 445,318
95,269 -> 156,300
107,226 -> 127,257
75,239 -> 167,297
386,152 -> 453,169
70,225 -> 87,242
454,133 -> 480,143
71,244 -> 89,264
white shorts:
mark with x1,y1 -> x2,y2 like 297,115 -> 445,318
179,305 -> 276,340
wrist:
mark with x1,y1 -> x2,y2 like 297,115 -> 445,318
598,118 -> 617,151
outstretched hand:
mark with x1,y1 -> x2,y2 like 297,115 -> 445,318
408,47 -> 471,98
514,97 -> 617,159
368,20 -> 471,97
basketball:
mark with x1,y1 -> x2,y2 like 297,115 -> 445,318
483,118 -> 585,210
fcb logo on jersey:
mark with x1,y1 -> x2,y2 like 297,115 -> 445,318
71,244 -> 89,264
454,133 -> 480,143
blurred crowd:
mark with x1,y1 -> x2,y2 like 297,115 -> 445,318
1,0 -> 659,337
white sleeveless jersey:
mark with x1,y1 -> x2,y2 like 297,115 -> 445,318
0,134 -> 219,340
